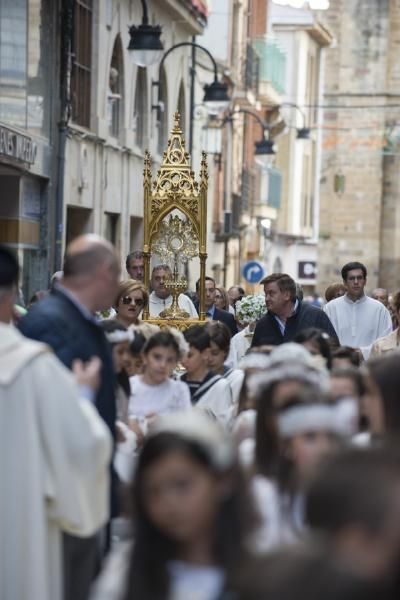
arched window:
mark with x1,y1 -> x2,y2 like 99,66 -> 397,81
157,65 -> 168,155
107,36 -> 124,138
177,80 -> 186,136
133,67 -> 148,149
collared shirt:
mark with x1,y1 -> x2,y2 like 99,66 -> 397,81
206,304 -> 216,319
273,299 -> 299,336
56,284 -> 98,323
324,293 -> 392,359
149,292 -> 198,318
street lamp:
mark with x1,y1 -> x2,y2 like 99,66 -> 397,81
154,42 -> 230,114
232,108 -> 276,166
128,0 -> 164,67
204,107 -> 276,165
278,102 -> 311,140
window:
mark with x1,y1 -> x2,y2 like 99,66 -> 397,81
108,36 -> 124,138
133,67 -> 148,148
0,0 -> 53,137
104,212 -> 120,249
71,0 -> 92,128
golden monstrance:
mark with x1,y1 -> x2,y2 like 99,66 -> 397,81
142,112 -> 208,330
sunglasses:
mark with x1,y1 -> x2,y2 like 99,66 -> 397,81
122,296 -> 144,307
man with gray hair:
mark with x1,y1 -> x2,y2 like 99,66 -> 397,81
149,264 -> 198,318
371,287 -> 389,308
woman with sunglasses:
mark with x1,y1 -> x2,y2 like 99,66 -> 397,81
114,280 -> 148,328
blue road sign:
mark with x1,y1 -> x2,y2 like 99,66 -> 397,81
242,261 -> 265,284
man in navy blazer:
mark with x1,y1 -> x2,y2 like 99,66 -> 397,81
195,276 -> 238,336
19,234 -> 120,600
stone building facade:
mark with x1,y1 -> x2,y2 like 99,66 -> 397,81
317,0 -> 400,293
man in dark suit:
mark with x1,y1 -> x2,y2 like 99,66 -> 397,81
19,234 -> 120,600
251,273 -> 339,348
195,276 -> 238,336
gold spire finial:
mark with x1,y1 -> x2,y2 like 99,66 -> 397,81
173,112 -> 182,133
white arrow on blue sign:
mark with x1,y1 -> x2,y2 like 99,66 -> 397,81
242,261 -> 265,284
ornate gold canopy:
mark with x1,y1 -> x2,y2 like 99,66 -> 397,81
142,112 -> 208,328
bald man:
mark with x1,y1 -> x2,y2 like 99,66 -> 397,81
19,234 -> 120,600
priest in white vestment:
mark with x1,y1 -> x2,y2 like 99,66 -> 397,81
148,264 -> 198,318
0,246 -> 112,600
324,262 -> 392,359
0,324 -> 112,600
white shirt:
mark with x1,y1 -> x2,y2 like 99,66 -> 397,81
168,561 -> 224,600
251,475 -> 304,552
149,291 -> 198,318
227,326 -> 254,368
195,377 -> 234,429
324,294 -> 392,359
128,375 -> 191,420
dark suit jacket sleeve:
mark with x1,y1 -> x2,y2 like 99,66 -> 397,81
251,319 -> 264,348
19,310 -> 83,368
227,312 -> 238,336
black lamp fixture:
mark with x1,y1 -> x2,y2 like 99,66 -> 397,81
231,108 -> 276,167
154,41 -> 230,115
203,79 -> 230,114
279,102 -> 311,140
254,137 -> 276,167
128,0 -> 164,67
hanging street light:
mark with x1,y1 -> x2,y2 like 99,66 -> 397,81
254,137 -> 276,168
128,0 -> 164,67
203,79 -> 231,115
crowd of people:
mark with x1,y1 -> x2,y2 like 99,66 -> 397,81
2,235 -> 400,600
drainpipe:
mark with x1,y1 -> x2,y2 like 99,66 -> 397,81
55,0 -> 74,271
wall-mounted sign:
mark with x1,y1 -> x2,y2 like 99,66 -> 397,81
298,261 -> 317,280
0,124 -> 37,166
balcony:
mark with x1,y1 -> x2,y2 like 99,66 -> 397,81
252,38 -> 286,104
252,167 -> 281,220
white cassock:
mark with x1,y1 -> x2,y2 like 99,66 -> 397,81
148,291 -> 198,318
0,324 -> 112,600
324,294 -> 392,359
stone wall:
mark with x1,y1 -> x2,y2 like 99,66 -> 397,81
317,0 -> 400,294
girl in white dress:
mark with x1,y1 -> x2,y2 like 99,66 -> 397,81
90,411 -> 256,600
250,366 -> 356,552
128,331 -> 191,435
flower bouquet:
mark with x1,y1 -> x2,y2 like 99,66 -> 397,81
235,294 -> 266,325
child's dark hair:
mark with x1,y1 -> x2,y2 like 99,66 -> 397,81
293,327 -> 333,369
306,446 -> 400,538
129,331 -> 146,356
206,321 -> 232,356
183,324 -> 210,352
99,320 -> 130,396
255,382 -> 326,487
100,318 -> 128,337
124,431 -> 256,599
142,331 -> 180,358
332,345 -> 361,367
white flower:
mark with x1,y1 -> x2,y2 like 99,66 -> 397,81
235,294 -> 266,325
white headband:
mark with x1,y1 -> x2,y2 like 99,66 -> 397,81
278,397 -> 358,438
105,329 -> 134,344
